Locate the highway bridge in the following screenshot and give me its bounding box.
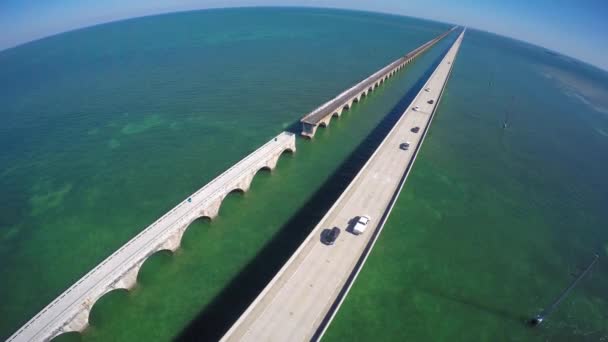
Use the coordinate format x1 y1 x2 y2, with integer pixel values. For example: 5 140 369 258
7 132 296 342
300 26 456 138
223 29 466 342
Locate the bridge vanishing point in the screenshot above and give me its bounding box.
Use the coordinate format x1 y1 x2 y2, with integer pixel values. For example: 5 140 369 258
300 26 456 138
7 132 296 342
223 29 466 341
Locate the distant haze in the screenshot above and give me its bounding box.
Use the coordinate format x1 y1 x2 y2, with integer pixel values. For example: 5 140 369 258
0 0 607 71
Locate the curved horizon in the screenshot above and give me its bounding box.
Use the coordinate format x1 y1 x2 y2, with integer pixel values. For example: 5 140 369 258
0 2 607 72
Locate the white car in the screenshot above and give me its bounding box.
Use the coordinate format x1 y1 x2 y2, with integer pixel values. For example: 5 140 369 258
413 105 420 111
352 215 371 235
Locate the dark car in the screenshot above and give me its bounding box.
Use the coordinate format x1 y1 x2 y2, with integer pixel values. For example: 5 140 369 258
411 126 421 133
427 99 435 104
321 227 341 245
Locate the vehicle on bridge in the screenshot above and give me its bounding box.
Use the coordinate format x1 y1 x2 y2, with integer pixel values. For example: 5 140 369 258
321 227 341 245
352 215 371 235
400 142 411 150
411 126 421 133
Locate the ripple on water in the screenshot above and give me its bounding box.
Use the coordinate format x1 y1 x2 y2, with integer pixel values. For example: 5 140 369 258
120 115 166 135
29 183 73 216
107 138 120 149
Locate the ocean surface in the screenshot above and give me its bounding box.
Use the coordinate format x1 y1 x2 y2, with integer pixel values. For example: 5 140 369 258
0 7 606 341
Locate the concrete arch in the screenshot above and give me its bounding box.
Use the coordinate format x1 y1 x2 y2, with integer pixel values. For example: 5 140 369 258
222 187 247 202
256 165 272 173
261 147 293 171
270 147 296 162
156 215 206 254
318 115 333 127
90 141 296 336
47 131 292 339
50 331 80 342
221 145 293 200
112 261 144 290
164 215 213 255
257 158 278 174
87 287 132 325
93 287 131 308
136 249 173 281
48 232 182 340
53 285 130 339
8 133 298 342
236 174 255 193
48 308 91 340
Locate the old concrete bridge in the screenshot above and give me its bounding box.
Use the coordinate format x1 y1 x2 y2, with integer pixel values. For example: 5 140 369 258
8 132 296 342
300 26 455 138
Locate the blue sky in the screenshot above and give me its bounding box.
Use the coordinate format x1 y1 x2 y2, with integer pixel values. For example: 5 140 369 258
1 0 606 70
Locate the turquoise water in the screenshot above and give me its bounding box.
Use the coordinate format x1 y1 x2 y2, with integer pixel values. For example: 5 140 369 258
0 7 452 340
0 7 606 341
325 29 608 341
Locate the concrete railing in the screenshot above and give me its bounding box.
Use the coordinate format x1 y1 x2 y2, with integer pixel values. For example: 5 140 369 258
300 26 456 137
8 132 296 342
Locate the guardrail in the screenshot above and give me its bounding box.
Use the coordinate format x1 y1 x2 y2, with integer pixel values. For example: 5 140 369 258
301 27 456 126
8 132 296 342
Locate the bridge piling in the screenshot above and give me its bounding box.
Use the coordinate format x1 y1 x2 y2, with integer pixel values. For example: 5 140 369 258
296 28 457 139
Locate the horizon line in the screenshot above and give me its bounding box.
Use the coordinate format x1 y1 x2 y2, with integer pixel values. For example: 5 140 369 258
1 5 606 73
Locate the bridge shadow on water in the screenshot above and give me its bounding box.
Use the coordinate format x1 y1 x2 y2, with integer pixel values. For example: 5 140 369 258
419 285 528 325
176 46 451 341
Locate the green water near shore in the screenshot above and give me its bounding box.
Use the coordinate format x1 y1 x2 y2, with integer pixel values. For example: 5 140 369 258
1 7 607 341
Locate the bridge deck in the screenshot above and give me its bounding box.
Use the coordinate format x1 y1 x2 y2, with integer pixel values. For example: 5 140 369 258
223 30 465 342
300 27 455 126
8 132 296 342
